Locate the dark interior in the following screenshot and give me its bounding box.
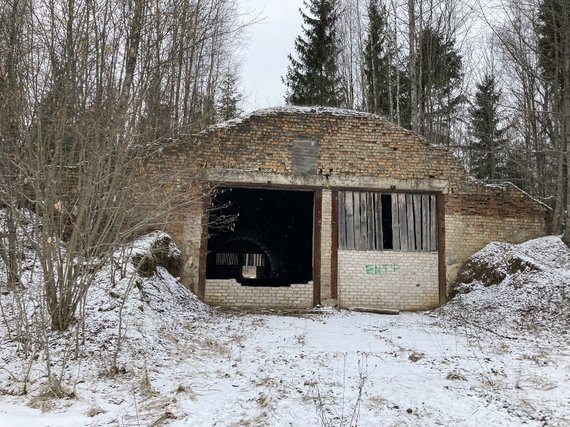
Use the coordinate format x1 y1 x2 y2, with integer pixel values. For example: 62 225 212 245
381 194 394 249
206 187 314 286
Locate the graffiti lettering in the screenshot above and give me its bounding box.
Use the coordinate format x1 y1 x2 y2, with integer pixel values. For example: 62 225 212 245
365 264 400 274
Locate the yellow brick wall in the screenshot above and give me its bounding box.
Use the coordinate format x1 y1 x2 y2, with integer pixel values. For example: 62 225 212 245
191 109 468 187
205 279 313 309
338 250 439 310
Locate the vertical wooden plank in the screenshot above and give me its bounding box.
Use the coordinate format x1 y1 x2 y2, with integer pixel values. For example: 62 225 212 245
421 194 430 251
413 194 422 251
437 193 446 305
406 194 415 250
391 194 400 251
360 192 365 249
313 189 322 306
345 191 355 250
375 193 383 250
430 195 438 251
398 193 409 251
366 192 374 250
369 193 376 250
331 190 339 299
353 191 362 250
360 192 370 250
372 193 382 251
338 191 346 249
371 193 377 250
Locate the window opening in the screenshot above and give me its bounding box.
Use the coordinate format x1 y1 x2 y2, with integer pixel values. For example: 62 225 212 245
338 191 437 251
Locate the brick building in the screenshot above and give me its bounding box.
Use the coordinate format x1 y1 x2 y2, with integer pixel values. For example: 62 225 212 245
161 107 546 310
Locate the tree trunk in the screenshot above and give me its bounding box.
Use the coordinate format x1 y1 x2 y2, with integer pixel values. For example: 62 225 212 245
408 0 418 132
561 0 570 246
562 41 570 245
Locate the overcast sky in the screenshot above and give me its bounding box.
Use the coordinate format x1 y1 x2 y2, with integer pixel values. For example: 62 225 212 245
238 0 304 112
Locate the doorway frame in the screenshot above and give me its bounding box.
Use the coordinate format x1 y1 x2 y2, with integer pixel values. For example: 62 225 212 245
198 183 322 306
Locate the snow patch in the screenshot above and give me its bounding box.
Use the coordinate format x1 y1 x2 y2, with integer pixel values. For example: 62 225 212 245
443 236 570 336
1 224 569 426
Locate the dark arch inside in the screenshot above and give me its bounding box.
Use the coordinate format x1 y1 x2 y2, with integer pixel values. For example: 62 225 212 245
206 187 314 286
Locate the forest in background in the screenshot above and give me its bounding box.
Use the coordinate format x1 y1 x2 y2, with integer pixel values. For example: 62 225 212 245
0 0 249 331
1 0 568 239
285 0 569 239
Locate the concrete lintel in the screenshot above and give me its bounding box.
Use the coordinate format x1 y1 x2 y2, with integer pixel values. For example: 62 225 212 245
200 168 449 194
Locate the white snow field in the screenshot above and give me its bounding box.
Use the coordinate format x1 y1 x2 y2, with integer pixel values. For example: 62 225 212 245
0 231 568 426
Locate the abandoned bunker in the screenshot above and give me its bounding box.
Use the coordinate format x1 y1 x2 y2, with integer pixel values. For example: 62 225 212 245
157 107 547 310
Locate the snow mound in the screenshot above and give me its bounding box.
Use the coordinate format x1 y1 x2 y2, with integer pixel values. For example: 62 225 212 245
0 229 211 396
441 236 570 336
73 232 211 372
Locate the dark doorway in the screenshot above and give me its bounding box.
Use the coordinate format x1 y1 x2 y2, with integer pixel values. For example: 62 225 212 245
206 187 314 286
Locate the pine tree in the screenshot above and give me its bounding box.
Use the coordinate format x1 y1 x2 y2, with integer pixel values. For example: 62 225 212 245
284 0 343 107
363 0 389 115
217 71 243 121
363 0 409 122
468 74 509 181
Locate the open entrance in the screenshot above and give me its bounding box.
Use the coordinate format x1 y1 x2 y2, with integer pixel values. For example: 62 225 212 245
206 187 314 286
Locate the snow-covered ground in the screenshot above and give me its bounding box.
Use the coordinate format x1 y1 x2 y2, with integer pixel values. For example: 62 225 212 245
1 232 568 426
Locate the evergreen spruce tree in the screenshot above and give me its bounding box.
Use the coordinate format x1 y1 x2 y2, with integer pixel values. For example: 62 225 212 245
468 74 509 181
216 71 243 121
363 0 409 122
284 0 343 107
363 0 389 115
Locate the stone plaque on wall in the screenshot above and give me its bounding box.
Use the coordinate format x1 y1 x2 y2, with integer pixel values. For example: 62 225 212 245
291 137 318 174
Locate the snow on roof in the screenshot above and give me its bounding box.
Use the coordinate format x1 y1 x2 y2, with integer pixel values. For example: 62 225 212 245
205 105 397 132
465 176 551 210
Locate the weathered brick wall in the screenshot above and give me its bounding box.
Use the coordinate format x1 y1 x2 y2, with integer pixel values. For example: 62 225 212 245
338 251 439 310
205 280 313 308
192 108 468 186
444 181 547 286
144 180 206 292
140 151 207 293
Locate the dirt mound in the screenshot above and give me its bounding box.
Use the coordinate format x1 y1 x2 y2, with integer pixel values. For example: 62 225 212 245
130 231 183 277
453 242 542 294
441 236 570 336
